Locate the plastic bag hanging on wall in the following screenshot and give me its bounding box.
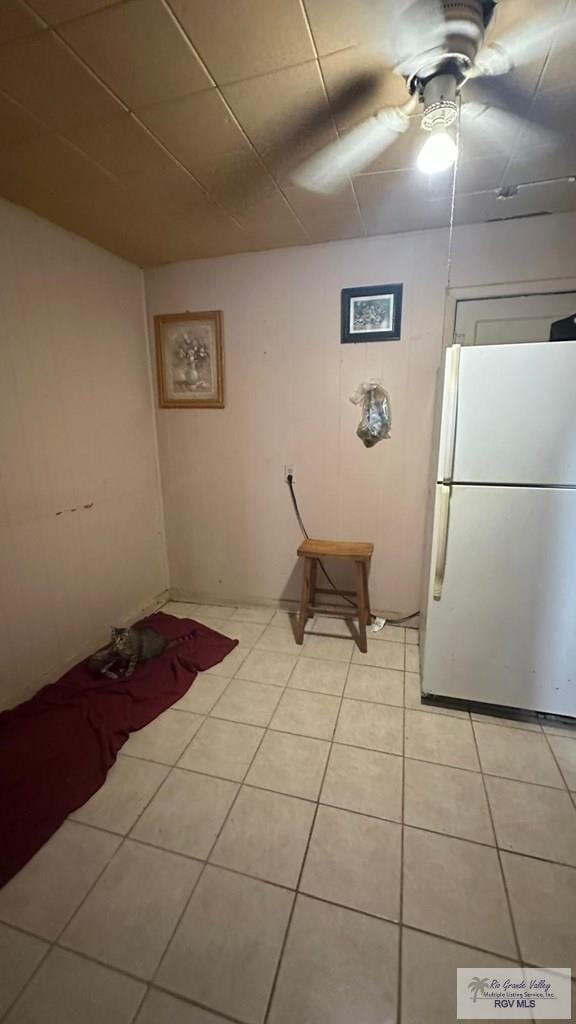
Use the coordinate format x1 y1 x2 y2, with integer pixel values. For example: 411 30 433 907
350 380 391 448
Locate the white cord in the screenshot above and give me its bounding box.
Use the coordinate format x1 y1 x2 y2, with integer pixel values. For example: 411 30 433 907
445 95 462 294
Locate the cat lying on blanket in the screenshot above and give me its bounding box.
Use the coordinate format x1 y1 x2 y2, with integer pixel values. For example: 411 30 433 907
88 625 168 679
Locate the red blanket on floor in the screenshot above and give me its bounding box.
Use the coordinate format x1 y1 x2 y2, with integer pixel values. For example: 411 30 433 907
0 612 237 888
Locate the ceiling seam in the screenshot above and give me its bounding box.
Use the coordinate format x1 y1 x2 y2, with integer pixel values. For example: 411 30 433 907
3 0 48 40
497 0 572 189
17 3 127 113
29 22 248 232
23 0 126 32
0 84 49 131
0 84 126 189
196 50 351 92
161 0 314 243
299 0 368 238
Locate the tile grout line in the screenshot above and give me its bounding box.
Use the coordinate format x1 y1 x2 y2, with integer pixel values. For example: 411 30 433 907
0 930 52 1024
56 800 576 885
0 743 178 1024
243 657 572 739
201 713 573 793
469 718 524 965
261 639 355 1024
187 690 569 748
295 895 526 963
1 884 539 991
11 923 251 1024
214 623 574 735
148 987 249 1024
147 642 305 1005
540 727 576 811
148 718 272 987
1 895 562 1009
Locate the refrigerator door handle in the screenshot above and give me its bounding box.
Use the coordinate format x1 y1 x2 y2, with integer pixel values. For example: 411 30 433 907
440 344 461 484
433 484 451 601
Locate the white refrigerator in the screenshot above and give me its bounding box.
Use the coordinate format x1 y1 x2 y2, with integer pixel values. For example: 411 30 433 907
421 341 576 718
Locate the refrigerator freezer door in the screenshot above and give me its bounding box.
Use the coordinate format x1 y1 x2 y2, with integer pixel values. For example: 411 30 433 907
422 484 576 716
452 341 576 486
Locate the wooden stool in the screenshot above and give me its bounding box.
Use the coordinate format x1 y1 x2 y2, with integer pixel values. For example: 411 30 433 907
295 538 374 653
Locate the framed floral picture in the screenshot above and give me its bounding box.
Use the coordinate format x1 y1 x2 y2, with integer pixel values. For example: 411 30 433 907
341 283 403 343
154 310 224 408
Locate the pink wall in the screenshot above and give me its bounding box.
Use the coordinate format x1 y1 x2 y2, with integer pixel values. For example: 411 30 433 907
145 212 576 616
3 198 571 713
0 199 167 710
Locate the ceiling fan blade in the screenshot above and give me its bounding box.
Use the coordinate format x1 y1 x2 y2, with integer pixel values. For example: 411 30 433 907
464 75 562 143
476 7 576 76
291 100 417 194
264 71 382 178
304 73 382 136
465 74 536 120
462 101 558 156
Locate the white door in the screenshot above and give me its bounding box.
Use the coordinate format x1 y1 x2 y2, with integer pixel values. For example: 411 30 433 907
452 342 576 486
423 484 576 716
455 293 576 346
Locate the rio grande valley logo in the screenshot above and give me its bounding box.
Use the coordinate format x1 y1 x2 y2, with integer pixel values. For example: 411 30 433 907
468 978 491 1002
458 968 571 1019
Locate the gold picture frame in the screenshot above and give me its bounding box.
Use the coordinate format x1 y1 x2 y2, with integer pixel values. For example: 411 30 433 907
155 310 224 408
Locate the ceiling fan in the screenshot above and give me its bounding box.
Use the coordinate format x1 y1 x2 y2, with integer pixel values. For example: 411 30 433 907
291 0 575 192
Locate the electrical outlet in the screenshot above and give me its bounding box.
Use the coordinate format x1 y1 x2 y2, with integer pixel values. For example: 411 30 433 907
284 464 294 481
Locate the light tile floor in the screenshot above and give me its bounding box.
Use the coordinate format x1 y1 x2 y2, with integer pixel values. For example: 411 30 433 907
1 601 575 1024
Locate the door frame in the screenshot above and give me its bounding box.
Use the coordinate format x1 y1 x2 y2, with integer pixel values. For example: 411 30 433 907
442 277 576 349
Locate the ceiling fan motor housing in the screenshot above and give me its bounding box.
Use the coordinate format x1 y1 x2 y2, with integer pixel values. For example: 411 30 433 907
410 0 493 88
417 0 496 130
441 0 488 64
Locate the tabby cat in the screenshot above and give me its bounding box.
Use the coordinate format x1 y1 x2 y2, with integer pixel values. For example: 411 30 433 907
89 625 168 679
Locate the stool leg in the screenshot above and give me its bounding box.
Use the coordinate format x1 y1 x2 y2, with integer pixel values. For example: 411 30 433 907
296 557 312 645
355 560 368 653
309 558 318 623
363 561 372 626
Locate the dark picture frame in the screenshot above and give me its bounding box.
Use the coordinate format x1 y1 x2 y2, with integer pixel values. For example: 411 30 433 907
341 283 403 343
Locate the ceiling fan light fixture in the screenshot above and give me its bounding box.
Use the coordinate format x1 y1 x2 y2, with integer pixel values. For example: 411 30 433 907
417 129 458 174
421 73 459 130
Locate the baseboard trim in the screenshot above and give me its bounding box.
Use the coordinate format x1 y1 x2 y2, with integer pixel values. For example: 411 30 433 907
2 589 172 713
166 589 419 630
168 589 297 611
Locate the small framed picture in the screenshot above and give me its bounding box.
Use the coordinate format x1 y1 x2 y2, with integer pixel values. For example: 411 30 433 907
154 310 224 408
341 283 403 343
